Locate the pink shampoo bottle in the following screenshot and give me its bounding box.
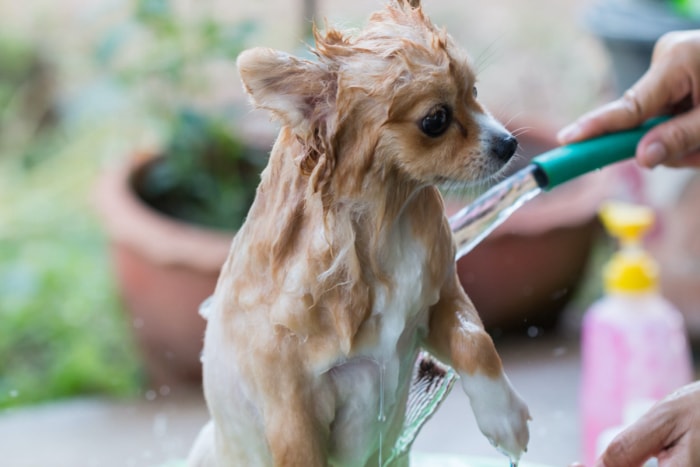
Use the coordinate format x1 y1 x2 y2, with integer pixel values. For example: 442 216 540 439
580 201 693 466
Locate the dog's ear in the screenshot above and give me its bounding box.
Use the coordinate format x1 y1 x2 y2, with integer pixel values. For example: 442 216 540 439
237 48 335 136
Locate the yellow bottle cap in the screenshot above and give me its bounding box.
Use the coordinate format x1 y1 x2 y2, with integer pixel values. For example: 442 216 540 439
599 201 658 293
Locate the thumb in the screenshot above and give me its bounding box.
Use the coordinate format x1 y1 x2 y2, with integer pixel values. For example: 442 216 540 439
637 108 700 168
597 404 676 467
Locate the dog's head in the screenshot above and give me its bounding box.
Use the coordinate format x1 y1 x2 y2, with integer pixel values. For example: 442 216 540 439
237 0 516 192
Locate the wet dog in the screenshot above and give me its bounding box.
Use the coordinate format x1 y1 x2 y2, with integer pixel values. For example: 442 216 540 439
188 1 530 465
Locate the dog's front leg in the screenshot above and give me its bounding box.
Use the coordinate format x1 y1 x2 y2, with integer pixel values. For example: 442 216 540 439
264 399 328 466
258 356 332 467
424 274 530 461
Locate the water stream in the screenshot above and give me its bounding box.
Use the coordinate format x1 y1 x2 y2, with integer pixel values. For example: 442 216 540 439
449 165 542 261
377 360 386 466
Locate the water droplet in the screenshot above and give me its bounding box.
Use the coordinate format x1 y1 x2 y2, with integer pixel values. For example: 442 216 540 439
527 326 540 338
377 362 386 422
9 389 18 398
159 385 171 396
145 390 157 401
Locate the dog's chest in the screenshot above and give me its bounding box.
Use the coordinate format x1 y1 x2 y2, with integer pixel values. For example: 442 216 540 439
363 222 442 361
326 226 446 463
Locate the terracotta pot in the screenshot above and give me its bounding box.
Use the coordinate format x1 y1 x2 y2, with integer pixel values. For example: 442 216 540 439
448 120 615 333
95 156 233 389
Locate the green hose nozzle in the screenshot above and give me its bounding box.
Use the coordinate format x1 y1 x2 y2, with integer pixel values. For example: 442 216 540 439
532 116 669 190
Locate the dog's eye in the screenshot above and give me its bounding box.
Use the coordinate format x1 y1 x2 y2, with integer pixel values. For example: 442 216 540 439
420 105 452 138
472 86 478 99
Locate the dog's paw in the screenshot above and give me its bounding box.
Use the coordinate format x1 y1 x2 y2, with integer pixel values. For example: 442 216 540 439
460 371 531 461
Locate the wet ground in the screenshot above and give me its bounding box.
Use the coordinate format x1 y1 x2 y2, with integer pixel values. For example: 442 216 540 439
0 331 583 467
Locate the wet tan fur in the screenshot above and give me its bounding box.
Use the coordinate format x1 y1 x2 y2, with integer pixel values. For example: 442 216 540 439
188 1 530 465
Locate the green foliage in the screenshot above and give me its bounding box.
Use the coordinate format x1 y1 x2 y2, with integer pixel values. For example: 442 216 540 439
92 0 264 230
0 24 143 409
669 0 700 18
0 35 34 84
0 0 262 408
0 33 59 167
0 134 143 408
0 232 142 409
95 0 255 97
135 109 265 230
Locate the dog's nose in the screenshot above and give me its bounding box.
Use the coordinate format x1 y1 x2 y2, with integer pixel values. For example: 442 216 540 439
493 134 518 162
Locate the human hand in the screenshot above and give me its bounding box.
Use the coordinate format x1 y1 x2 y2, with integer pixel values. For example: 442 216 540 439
558 30 700 168
570 381 700 467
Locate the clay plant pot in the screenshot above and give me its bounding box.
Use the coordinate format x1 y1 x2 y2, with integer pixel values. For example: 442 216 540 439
448 120 615 333
95 155 233 389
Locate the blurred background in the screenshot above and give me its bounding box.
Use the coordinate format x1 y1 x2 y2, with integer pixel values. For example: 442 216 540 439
2 0 700 466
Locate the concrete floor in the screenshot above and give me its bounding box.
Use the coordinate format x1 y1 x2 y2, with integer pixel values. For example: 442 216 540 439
0 329 583 467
